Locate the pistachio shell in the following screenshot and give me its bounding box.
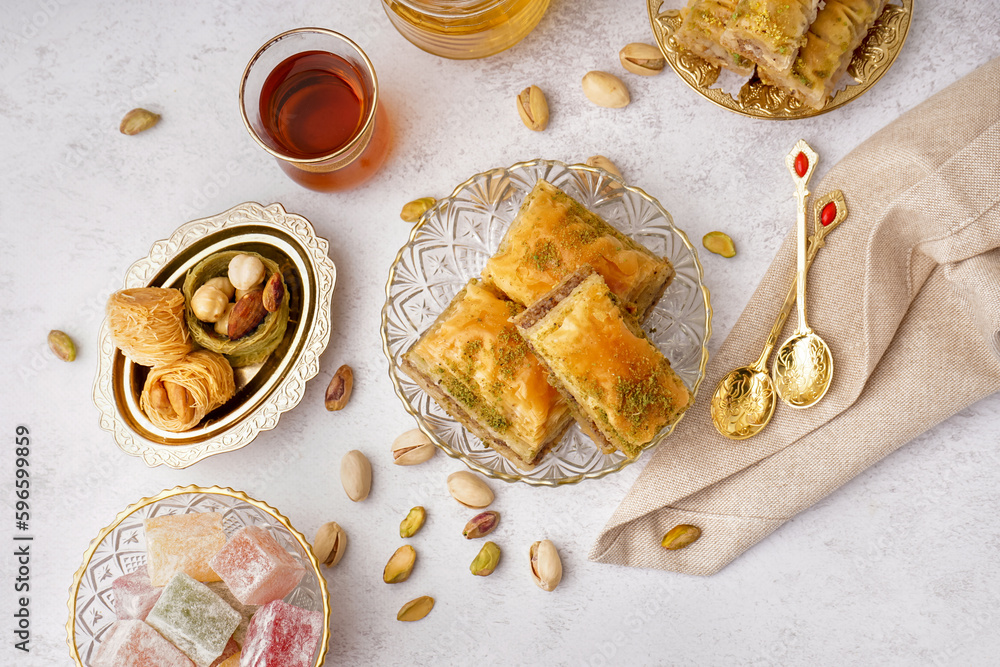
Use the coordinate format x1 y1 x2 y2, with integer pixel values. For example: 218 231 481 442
516 85 549 131
391 429 436 465
446 471 494 509
585 155 623 180
582 71 630 108
530 539 562 592
619 42 666 76
313 521 347 567
340 450 372 501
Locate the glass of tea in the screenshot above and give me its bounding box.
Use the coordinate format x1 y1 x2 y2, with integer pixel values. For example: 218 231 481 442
240 28 391 192
382 0 550 60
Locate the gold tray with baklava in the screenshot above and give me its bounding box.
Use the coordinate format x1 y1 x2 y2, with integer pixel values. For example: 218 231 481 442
381 160 711 486
648 0 912 119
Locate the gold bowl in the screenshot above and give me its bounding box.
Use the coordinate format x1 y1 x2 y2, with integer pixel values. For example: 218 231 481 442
93 202 337 468
648 0 912 119
66 485 330 666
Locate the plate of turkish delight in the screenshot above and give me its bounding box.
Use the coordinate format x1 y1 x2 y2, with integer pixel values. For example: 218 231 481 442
66 485 329 667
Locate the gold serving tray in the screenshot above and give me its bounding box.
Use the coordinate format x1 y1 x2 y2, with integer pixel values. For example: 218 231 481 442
66 485 330 666
93 202 337 468
648 0 912 119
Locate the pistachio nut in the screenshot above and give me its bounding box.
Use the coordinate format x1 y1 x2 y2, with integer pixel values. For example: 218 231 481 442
391 429 436 466
446 471 494 509
383 544 417 583
702 231 737 258
619 42 666 76
585 155 623 180
340 449 372 502
397 595 434 622
463 511 500 539
582 71 630 108
47 330 76 362
313 521 347 568
400 506 427 538
120 107 161 135
325 364 354 411
163 381 195 424
530 539 562 592
400 197 436 223
470 541 501 576
660 524 702 550
516 85 549 132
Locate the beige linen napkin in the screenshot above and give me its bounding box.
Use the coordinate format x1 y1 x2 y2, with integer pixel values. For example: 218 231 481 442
590 56 1000 576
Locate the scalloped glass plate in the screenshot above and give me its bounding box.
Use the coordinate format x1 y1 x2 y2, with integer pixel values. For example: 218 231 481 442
66 485 330 666
648 0 912 119
381 160 712 486
93 202 337 469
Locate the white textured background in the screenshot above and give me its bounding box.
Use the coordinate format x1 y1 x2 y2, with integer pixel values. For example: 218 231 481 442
2 1 1000 665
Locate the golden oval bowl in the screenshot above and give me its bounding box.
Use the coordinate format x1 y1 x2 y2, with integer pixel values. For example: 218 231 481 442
648 0 913 119
381 159 712 486
93 202 338 468
66 485 330 666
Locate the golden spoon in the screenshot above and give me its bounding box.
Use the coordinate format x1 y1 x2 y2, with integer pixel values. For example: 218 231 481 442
772 140 834 409
710 187 848 440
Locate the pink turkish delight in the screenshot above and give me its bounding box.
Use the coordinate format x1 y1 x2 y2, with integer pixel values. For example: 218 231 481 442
92 619 194 667
144 512 226 586
241 600 323 667
208 526 305 606
112 565 162 620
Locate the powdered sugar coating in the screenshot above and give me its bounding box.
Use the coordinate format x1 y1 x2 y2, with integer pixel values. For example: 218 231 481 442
241 600 323 667
92 619 194 667
112 565 162 621
144 512 227 586
147 572 242 667
209 526 305 606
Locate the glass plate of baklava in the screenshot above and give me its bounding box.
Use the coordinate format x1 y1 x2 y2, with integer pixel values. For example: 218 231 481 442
381 160 712 486
648 0 912 119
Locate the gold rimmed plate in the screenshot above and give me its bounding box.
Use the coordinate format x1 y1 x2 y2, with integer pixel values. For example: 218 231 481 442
381 159 712 486
66 485 330 666
648 0 912 119
93 202 337 468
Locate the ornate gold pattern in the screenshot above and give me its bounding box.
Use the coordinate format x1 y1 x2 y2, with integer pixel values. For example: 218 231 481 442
648 0 912 119
773 333 834 406
710 186 848 439
93 202 338 468
66 485 330 666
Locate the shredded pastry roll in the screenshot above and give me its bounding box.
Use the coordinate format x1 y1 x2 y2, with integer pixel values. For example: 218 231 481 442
675 0 756 77
107 288 192 367
140 350 236 432
758 0 889 110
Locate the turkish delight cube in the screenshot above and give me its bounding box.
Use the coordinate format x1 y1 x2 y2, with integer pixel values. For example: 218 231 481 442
207 581 258 646
112 565 162 621
208 525 305 605
146 572 241 667
144 512 226 586
92 619 194 667
241 600 324 667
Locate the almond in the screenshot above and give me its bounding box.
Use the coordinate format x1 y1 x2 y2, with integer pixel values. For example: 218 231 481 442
227 289 267 339
262 271 285 313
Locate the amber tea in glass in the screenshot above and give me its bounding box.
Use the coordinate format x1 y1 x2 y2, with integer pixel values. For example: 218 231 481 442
241 28 390 192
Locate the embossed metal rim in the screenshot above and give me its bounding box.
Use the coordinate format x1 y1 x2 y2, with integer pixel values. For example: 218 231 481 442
648 0 913 119
92 202 338 469
380 159 712 486
65 485 330 666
